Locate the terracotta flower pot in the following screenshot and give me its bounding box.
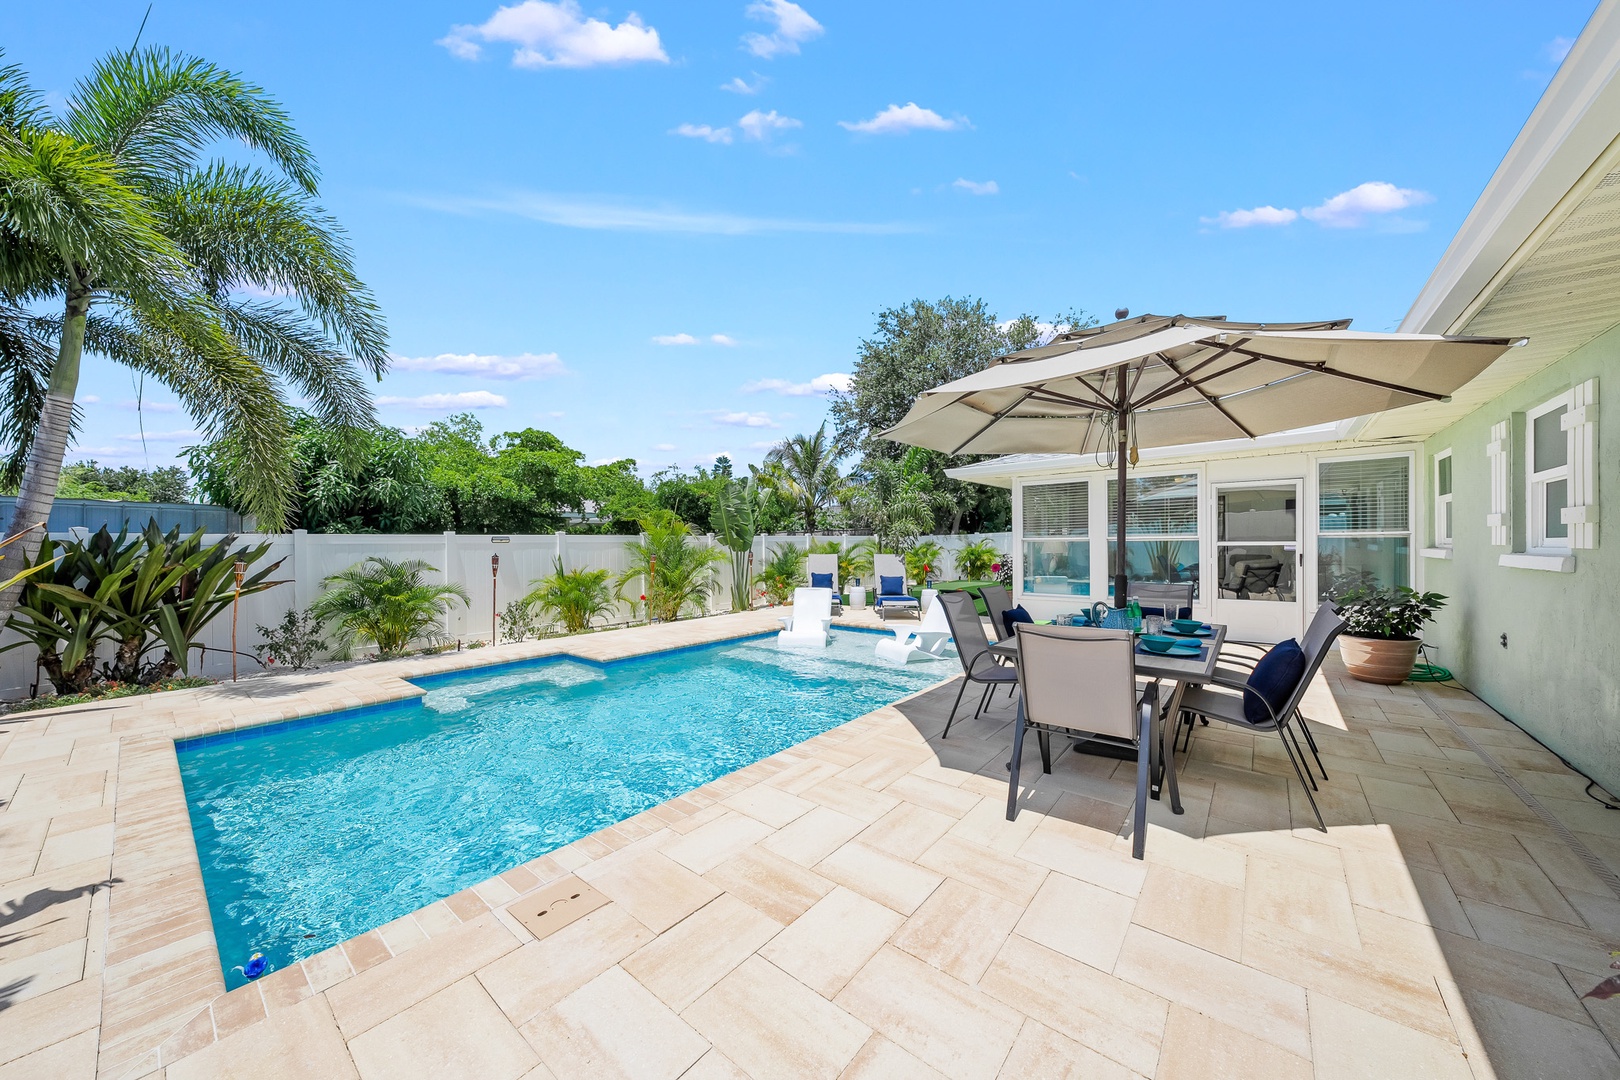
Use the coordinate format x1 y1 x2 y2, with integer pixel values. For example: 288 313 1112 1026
1338 634 1421 684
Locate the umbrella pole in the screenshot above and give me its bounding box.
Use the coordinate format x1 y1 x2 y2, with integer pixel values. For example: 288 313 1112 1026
1114 381 1129 608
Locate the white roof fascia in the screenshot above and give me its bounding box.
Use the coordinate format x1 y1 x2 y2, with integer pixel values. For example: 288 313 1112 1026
1400 1 1620 338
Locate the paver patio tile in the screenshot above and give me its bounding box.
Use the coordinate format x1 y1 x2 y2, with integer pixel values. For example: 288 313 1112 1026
679 1049 750 1079
1152 1003 1311 1080
1014 870 1135 972
759 886 903 997
842 1034 949 1078
836 945 1022 1080
723 784 815 829
1115 925 1309 1058
1461 899 1618 976
168 995 356 1080
995 1019 1142 1079
1130 863 1244 960
0 976 100 1067
702 844 834 923
523 966 709 1080
1016 820 1147 897
1306 991 1471 1080
883 774 983 818
759 805 867 867
802 777 902 823
915 833 1048 907
1432 844 1584 925
685 955 870 1080
857 802 957 861
0 1027 98 1080
816 841 943 915
348 975 538 1080
479 904 655 1025
582 851 721 933
622 894 782 1011
979 935 1166 1078
1445 984 1620 1080
1245 855 1362 948
662 813 776 875
890 878 1021 984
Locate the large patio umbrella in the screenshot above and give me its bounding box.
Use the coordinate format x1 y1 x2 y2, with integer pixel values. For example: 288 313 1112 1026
881 313 1521 606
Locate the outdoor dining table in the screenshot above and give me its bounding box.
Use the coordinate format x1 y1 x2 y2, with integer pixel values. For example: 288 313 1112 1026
988 621 1229 809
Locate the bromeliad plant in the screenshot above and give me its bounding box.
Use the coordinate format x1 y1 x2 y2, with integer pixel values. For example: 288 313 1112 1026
1335 586 1448 640
310 556 469 659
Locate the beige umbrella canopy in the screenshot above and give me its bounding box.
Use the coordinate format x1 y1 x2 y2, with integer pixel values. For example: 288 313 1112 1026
881 313 1521 605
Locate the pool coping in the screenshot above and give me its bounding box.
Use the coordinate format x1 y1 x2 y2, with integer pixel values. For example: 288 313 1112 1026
93 609 950 1078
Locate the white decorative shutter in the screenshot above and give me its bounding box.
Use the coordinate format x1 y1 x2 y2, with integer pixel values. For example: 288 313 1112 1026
1561 378 1599 548
1486 420 1509 546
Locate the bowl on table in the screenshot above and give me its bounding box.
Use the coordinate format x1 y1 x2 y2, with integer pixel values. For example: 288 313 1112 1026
1140 634 1178 653
1170 619 1203 635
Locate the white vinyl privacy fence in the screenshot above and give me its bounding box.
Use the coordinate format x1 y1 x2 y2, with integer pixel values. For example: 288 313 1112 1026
0 529 1009 700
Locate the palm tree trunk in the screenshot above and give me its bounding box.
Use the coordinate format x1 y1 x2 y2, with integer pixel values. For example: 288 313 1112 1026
0 288 91 622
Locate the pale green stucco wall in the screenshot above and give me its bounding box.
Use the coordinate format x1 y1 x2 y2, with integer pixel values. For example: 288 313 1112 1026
1422 323 1620 796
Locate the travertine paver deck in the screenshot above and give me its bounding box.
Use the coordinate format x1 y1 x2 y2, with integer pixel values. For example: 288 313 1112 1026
2 607 1619 1079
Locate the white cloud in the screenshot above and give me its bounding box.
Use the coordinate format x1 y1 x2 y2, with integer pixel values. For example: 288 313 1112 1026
721 73 768 94
391 351 567 379
377 391 509 409
742 0 823 59
116 429 202 442
742 372 850 396
952 178 999 196
1546 36 1575 64
408 191 919 236
1300 182 1432 228
117 399 180 412
653 333 699 345
714 411 779 428
840 102 964 135
739 109 802 141
710 334 737 346
438 1 667 69
1202 205 1299 229
544 410 565 418
672 122 733 144
652 442 677 451
79 395 100 404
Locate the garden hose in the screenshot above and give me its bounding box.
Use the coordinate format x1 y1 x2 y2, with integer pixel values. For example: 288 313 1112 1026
1407 643 1452 683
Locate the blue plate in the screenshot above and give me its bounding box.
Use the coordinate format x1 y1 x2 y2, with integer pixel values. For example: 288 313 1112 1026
1165 642 1204 656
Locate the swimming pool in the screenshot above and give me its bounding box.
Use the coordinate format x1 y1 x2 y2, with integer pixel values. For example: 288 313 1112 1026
178 629 949 988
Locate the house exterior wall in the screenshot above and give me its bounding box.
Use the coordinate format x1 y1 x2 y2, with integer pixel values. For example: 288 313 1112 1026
1420 322 1620 796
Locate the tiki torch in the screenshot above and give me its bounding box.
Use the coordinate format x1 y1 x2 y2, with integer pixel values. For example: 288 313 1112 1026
491 553 500 645
231 560 246 681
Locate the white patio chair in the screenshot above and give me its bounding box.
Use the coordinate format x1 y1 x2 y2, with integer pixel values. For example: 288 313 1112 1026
806 553 843 615
777 587 834 648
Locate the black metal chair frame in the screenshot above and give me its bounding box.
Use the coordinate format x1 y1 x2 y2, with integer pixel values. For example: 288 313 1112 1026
936 591 1018 738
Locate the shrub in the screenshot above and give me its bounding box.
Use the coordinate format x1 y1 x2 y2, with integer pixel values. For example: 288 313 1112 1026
755 543 806 606
255 608 329 670
993 553 1013 589
527 559 616 634
905 540 944 585
619 512 723 622
1335 587 1447 641
953 538 999 581
310 557 469 659
499 596 548 642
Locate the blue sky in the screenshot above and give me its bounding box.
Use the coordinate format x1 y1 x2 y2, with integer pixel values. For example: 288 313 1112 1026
5 0 1599 475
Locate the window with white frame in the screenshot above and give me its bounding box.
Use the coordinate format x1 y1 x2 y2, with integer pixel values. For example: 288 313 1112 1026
1318 456 1411 601
1527 393 1572 552
1434 450 1453 547
1107 473 1200 598
1021 481 1090 596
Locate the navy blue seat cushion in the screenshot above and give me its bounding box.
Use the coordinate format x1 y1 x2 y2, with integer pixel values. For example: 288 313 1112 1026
879 575 905 597
1244 639 1306 725
810 572 834 590
1142 603 1193 619
1000 605 1033 639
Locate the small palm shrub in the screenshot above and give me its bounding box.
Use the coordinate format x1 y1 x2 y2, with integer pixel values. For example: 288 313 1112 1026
310 557 469 659
905 540 944 585
255 608 329 670
527 559 615 634
619 512 723 622
755 543 806 605
954 538 999 581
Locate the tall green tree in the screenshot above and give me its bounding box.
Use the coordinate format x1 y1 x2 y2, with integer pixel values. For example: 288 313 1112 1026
756 422 847 535
0 47 387 619
830 298 1091 533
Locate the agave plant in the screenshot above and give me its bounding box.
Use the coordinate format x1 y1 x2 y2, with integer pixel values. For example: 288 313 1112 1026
526 559 615 634
953 538 999 581
619 512 723 622
310 557 468 659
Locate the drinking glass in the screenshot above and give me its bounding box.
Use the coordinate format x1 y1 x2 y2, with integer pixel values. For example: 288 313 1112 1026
1144 614 1164 636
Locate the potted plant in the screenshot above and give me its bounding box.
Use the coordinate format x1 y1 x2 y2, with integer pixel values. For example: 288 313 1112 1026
1334 586 1447 684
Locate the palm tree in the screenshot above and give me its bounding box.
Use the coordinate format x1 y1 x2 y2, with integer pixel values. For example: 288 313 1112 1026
309 557 468 659
525 559 616 634
756 423 847 535
849 455 936 553
0 48 387 620
618 512 724 622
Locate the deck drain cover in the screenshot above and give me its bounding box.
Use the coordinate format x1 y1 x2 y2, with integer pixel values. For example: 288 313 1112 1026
509 877 609 941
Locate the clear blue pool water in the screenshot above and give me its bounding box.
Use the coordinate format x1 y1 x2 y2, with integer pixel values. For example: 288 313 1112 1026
178 629 948 988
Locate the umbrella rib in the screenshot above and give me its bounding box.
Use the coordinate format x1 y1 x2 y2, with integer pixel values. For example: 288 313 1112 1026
1225 345 1450 402
1024 387 1117 413
947 390 1036 455
1135 353 1263 409
1157 356 1258 438
1133 338 1248 407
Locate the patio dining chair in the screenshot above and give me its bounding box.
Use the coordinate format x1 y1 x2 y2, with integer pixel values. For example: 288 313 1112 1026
1175 606 1348 830
1006 623 1172 860
979 584 1014 640
1128 580 1194 619
937 590 1018 738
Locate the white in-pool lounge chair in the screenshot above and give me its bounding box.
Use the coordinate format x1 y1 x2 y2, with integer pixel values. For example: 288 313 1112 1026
874 595 954 663
872 553 919 621
806 553 843 615
778 587 834 648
